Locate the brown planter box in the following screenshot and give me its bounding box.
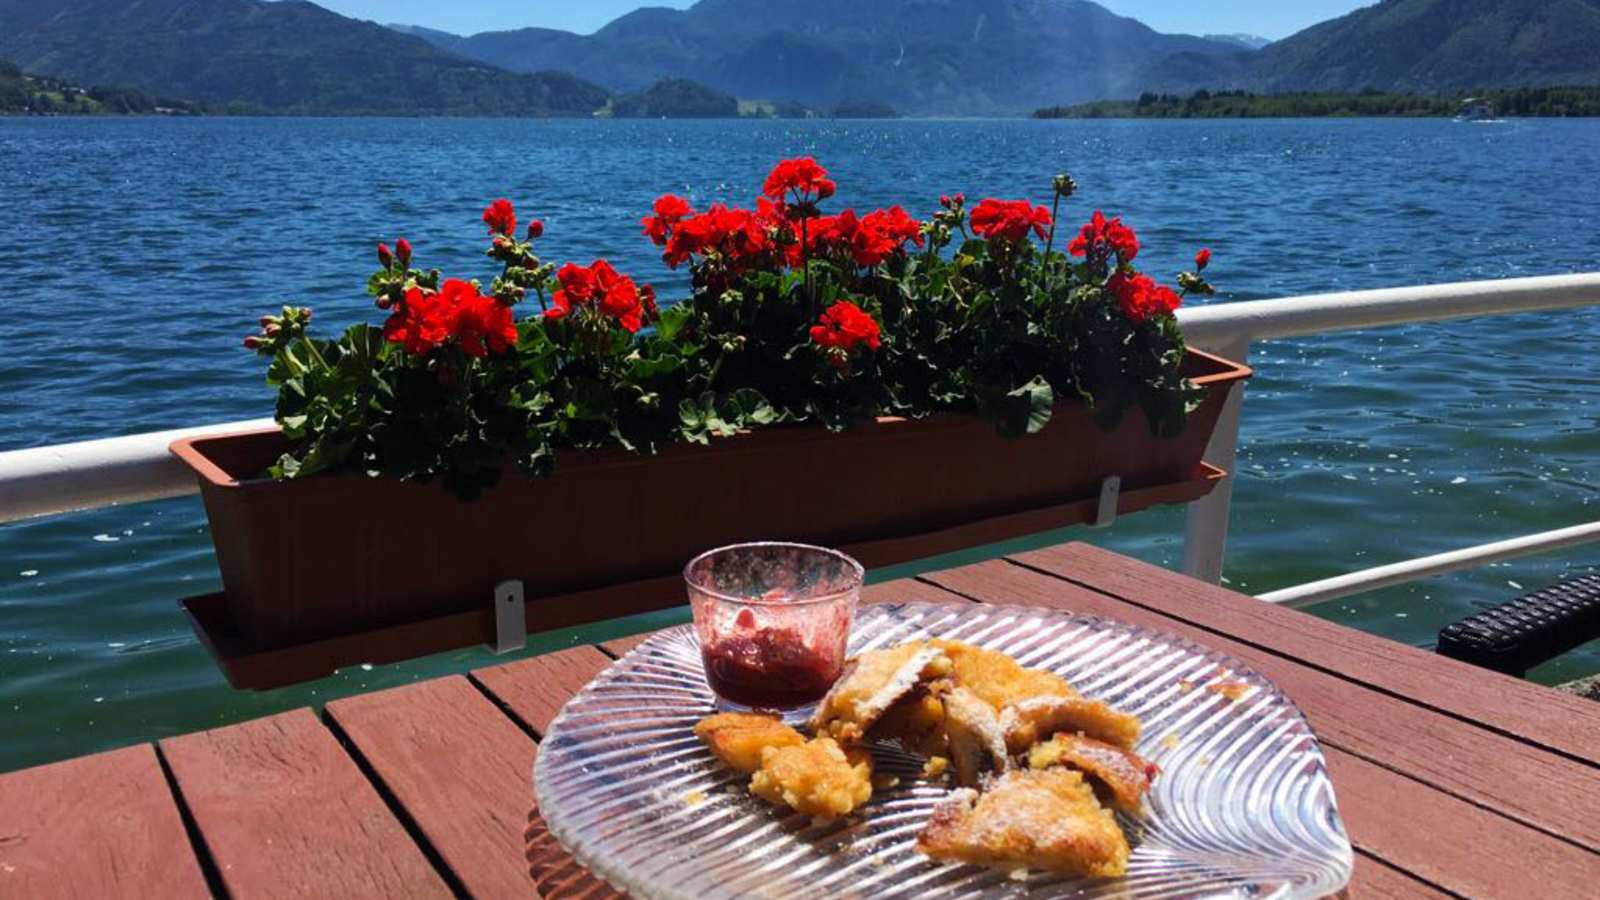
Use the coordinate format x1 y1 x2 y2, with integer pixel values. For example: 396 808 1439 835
172 349 1249 677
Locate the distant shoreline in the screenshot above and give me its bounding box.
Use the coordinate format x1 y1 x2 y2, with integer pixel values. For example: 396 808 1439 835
1035 87 1600 120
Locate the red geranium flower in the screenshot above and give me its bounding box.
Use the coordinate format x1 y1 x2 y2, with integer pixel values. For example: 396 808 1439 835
482 199 517 237
1108 272 1181 322
641 194 694 246
383 286 452 355
383 279 515 357
546 259 647 333
810 299 881 354
969 198 1052 243
1195 247 1211 271
448 281 517 358
762 157 836 203
663 204 774 270
850 206 925 267
1067 210 1139 262
788 208 857 266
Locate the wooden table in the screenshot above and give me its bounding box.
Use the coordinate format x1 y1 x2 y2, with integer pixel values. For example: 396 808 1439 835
4 542 1598 898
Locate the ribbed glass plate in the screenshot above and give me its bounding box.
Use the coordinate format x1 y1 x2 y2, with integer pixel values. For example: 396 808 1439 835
534 602 1353 899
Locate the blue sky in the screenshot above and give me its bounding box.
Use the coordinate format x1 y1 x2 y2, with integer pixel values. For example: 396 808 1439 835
322 1 1369 41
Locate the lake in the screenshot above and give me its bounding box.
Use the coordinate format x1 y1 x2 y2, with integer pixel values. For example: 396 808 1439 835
2 116 1598 772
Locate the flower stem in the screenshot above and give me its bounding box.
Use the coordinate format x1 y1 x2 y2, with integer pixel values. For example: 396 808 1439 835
302 337 331 372
801 215 813 320
1045 189 1062 257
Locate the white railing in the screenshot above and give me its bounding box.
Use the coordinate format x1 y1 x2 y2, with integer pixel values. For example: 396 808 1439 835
1176 272 1600 588
3 273 1600 607
1258 520 1600 609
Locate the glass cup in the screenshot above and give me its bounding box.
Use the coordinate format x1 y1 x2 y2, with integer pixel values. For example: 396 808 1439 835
685 542 863 710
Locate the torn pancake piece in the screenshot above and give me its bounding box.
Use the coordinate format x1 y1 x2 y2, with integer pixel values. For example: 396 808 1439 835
810 642 952 742
694 712 806 774
750 737 874 819
1028 733 1159 813
1001 695 1141 752
866 677 955 758
916 768 1130 879
930 639 1078 710
940 686 1011 787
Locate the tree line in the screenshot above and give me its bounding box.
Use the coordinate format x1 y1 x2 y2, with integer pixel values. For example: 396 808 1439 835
1035 87 1600 119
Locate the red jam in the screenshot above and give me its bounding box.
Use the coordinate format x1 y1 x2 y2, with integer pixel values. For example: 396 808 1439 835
701 623 840 709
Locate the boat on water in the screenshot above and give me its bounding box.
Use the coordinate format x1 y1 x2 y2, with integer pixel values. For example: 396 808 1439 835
1455 97 1503 122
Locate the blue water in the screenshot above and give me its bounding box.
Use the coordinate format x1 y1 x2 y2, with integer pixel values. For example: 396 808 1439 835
2 117 1598 773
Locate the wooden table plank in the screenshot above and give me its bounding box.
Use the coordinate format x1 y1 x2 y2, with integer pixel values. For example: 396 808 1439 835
160 707 451 899
1017 541 1600 765
471 646 615 736
326 676 540 899
1325 747 1600 898
1345 854 1451 899
0 744 210 900
920 560 1600 864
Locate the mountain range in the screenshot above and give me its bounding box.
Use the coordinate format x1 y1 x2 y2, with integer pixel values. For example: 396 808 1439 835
3 0 1600 117
1239 0 1600 94
0 0 607 115
396 0 1245 116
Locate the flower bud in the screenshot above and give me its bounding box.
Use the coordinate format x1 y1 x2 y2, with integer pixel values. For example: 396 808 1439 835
1195 248 1211 271
259 314 276 328
243 335 263 350
377 242 393 267
1052 173 1077 198
263 322 281 337
526 219 544 239
952 192 965 207
396 238 412 267
939 194 951 208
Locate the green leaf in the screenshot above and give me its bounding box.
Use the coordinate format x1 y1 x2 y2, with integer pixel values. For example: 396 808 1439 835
655 303 691 342
1009 376 1055 435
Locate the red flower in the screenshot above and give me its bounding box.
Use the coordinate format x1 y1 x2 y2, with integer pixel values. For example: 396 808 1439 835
641 194 693 246
810 299 881 354
663 204 774 270
1195 248 1211 271
1067 210 1139 262
790 209 857 265
448 281 517 358
762 157 836 203
969 198 1052 243
482 198 517 237
527 220 545 240
547 260 647 333
383 280 516 357
850 206 924 267
1108 272 1181 322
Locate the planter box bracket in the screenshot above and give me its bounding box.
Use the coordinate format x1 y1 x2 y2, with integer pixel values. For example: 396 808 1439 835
493 580 526 655
1093 476 1122 528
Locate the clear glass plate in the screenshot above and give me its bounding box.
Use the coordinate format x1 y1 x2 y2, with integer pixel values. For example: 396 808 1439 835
534 602 1354 899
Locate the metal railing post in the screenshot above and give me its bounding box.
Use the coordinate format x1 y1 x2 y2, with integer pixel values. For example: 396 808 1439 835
1181 338 1250 584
